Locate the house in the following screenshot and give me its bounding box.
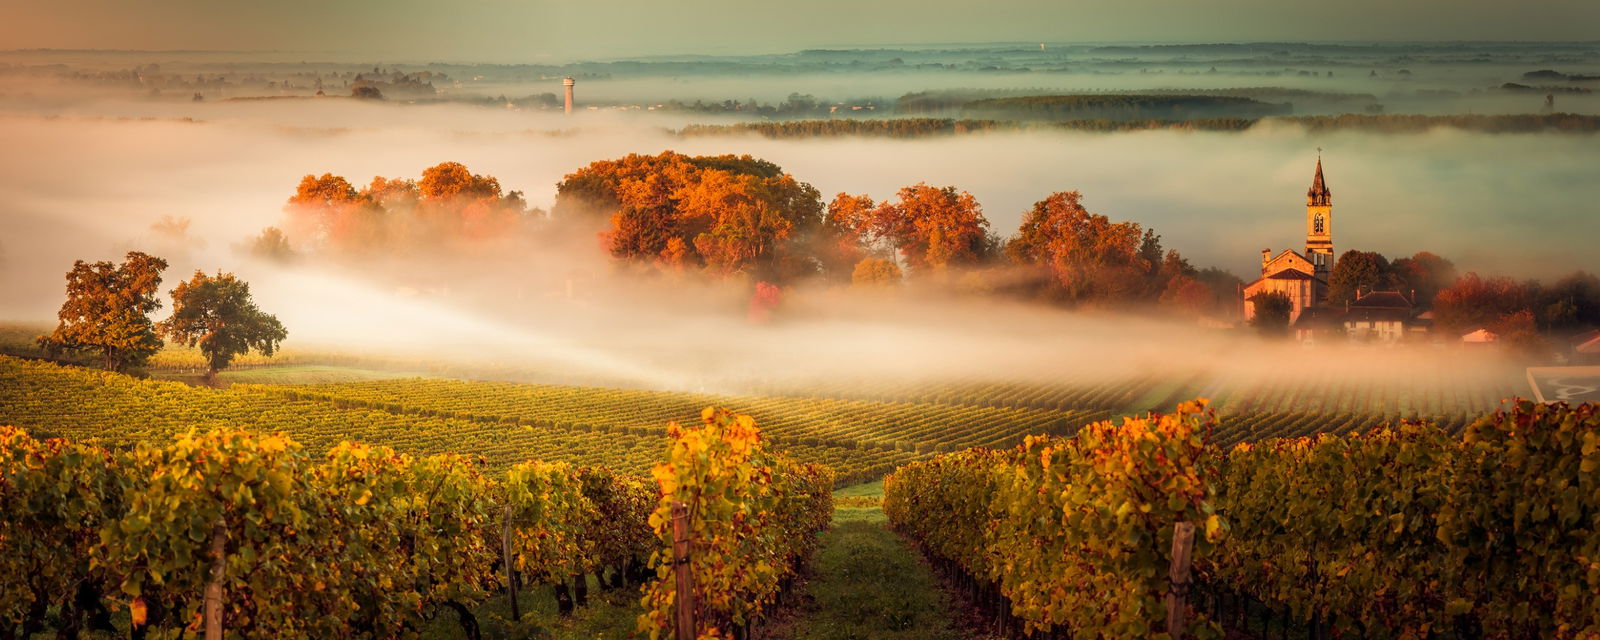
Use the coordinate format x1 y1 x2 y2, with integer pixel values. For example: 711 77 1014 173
1343 291 1415 343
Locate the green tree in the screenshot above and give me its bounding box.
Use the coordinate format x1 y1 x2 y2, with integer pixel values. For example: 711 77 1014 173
39 251 169 372
1326 250 1396 306
1534 270 1600 331
157 271 287 380
1251 291 1293 338
248 227 297 263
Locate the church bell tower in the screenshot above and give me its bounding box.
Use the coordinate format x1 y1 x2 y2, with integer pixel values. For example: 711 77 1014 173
1305 154 1333 280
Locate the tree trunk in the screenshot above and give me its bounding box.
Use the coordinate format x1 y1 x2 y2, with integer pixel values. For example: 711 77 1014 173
76 579 114 633
442 601 482 640
573 574 588 607
22 591 48 637
53 592 81 640
554 583 574 616
204 520 226 640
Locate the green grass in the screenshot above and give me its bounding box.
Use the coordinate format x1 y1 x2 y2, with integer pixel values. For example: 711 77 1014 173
422 576 643 640
833 480 883 499
790 502 967 640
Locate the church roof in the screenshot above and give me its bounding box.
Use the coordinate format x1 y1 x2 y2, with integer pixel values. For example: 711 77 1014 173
1266 269 1317 281
1245 267 1324 291
1307 156 1332 207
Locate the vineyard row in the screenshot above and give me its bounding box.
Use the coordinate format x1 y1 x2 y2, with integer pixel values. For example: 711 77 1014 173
0 407 832 640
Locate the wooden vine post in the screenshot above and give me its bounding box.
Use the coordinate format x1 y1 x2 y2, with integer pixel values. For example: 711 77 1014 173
1166 521 1197 640
671 501 694 640
502 505 520 621
204 519 226 640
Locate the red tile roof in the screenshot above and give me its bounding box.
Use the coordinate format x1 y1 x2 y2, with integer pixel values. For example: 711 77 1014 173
1351 291 1412 309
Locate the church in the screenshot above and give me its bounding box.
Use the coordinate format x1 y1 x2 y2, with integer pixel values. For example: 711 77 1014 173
1243 156 1334 324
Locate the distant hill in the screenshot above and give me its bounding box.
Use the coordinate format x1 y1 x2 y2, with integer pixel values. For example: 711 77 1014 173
958 94 1292 121
676 113 1600 139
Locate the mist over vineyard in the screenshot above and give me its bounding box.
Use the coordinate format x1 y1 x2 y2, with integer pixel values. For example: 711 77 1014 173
1 92 1594 395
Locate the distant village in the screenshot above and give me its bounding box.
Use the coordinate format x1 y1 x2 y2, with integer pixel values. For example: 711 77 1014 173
1241 156 1600 365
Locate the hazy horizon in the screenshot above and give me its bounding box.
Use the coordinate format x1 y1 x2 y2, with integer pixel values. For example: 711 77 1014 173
7 0 1600 62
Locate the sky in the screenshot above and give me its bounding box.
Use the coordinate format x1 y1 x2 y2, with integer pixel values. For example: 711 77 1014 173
5 0 1600 62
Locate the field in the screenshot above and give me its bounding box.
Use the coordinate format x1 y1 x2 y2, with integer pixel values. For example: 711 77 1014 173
0 343 1532 483
0 348 1575 640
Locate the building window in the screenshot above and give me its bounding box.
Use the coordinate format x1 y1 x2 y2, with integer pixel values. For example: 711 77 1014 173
1313 213 1325 234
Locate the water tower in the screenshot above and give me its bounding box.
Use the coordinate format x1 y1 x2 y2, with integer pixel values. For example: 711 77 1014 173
563 76 575 115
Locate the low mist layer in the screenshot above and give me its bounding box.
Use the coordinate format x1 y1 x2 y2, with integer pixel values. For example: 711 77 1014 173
1 82 1591 399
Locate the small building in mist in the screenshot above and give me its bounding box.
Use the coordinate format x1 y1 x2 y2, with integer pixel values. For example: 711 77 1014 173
1340 290 1416 343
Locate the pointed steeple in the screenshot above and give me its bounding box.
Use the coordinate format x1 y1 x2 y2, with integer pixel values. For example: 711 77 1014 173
1307 154 1331 207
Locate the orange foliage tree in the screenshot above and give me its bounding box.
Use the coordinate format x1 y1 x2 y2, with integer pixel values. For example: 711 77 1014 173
1006 190 1162 304
1432 272 1533 336
553 152 823 280
876 183 991 273
282 162 528 256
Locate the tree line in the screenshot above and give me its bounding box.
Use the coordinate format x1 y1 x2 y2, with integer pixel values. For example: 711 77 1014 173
549 151 1243 317
1312 247 1599 346
959 94 1293 122
253 151 1594 348
674 113 1600 139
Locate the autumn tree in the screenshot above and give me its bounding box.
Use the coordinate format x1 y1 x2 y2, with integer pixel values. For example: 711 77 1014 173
248 227 297 263
1326 250 1399 306
851 257 902 290
290 173 361 208
285 172 379 252
1194 267 1246 318
419 162 502 201
1487 309 1547 357
552 151 823 280
817 193 890 280
1250 291 1293 338
283 163 528 256
38 251 169 372
1389 251 1456 308
1160 274 1215 317
157 271 287 380
1006 191 1152 304
1431 272 1532 336
363 176 420 209
877 182 991 272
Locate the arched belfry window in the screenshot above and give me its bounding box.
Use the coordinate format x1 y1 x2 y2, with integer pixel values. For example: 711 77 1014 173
1313 213 1325 234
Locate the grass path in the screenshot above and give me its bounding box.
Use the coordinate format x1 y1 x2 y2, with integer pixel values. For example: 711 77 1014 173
783 482 974 640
